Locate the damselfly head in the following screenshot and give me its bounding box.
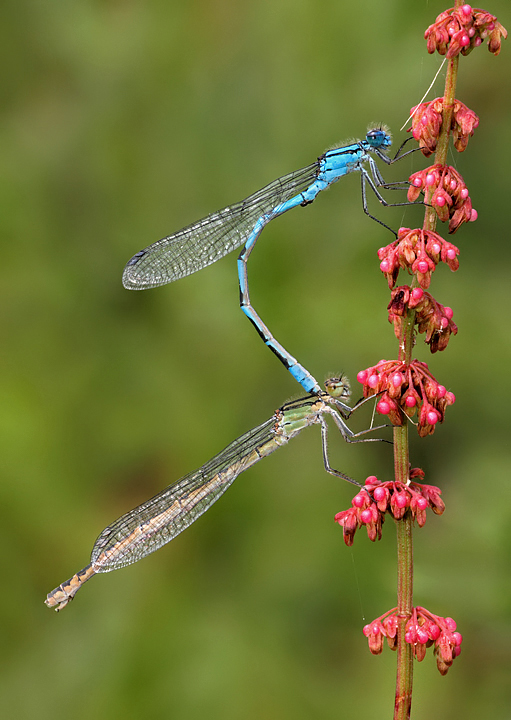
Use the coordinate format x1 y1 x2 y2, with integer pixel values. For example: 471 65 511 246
324 374 351 401
366 125 392 149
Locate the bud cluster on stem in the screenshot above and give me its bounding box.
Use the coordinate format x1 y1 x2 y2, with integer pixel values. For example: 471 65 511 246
363 606 463 675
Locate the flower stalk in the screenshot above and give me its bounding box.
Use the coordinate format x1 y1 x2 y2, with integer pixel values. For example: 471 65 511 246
335 4 506 716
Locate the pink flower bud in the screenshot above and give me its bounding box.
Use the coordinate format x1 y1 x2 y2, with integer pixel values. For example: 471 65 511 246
392 373 403 388
395 492 409 509
428 623 441 641
417 628 429 643
377 400 390 414
353 493 366 508
382 614 398 638
405 626 417 643
444 617 457 631
360 508 372 524
416 496 428 510
426 410 439 425
373 486 386 502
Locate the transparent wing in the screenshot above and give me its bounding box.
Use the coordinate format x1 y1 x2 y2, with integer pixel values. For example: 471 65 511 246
91 417 281 572
122 162 319 289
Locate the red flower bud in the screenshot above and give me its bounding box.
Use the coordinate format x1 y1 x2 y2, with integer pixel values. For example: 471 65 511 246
425 7 507 58
407 166 474 234
362 606 462 673
379 229 459 291
357 359 454 435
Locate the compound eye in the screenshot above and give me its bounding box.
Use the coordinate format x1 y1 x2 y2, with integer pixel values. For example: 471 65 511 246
367 129 382 143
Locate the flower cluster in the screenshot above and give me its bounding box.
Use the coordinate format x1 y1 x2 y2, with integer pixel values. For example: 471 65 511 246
363 606 462 675
378 227 459 290
334 471 445 545
408 164 477 233
388 286 458 353
357 359 455 436
425 5 507 58
409 97 479 156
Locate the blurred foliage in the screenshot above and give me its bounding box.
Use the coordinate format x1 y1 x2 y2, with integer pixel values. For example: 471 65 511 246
1 0 510 718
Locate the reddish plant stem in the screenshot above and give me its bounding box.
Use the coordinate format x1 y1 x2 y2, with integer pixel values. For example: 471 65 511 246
393 234 415 720
393 329 414 720
394 512 414 720
393 12 461 715
424 52 459 233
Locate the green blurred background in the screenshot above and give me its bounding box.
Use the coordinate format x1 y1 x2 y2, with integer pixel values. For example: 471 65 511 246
1 0 510 717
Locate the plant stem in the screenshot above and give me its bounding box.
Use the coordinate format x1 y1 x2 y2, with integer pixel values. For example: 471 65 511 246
424 52 459 234
393 11 461 714
393 389 413 719
392 216 415 719
394 512 414 720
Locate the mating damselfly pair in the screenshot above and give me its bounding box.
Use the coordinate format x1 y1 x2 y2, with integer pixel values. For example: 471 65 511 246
46 128 418 609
